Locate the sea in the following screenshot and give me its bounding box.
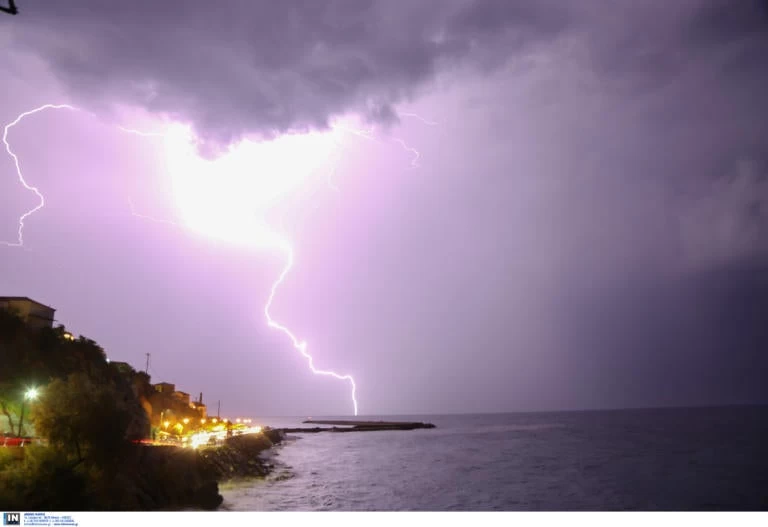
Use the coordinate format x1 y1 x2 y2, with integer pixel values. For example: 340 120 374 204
220 406 768 511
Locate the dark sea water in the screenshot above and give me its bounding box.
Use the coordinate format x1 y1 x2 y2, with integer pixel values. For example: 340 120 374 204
221 406 768 511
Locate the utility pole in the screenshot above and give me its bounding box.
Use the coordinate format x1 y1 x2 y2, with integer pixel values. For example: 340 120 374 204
217 400 221 419
145 353 151 374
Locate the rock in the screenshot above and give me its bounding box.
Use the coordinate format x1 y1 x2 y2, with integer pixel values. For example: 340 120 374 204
194 481 223 511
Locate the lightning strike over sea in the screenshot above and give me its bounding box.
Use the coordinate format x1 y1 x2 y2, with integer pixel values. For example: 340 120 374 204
2 103 432 416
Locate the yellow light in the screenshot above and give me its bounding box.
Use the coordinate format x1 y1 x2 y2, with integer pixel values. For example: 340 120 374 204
201 419 207 424
212 418 218 424
163 421 170 428
183 418 190 425
236 418 241 423
189 431 211 449
25 388 39 400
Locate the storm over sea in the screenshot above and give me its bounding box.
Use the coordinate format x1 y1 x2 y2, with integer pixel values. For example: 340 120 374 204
220 406 768 511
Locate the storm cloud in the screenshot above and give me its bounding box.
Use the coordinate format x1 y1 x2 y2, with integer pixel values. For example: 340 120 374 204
7 0 573 149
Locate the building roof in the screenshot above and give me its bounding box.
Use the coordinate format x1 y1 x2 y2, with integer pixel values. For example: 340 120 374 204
0 296 56 312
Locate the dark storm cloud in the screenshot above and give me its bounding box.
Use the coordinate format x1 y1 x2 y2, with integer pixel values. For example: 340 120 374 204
13 1 765 149
679 158 768 269
7 0 573 151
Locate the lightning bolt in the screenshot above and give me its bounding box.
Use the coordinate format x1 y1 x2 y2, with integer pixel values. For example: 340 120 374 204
118 126 166 139
399 112 439 126
2 103 363 415
1 104 75 247
4 104 434 416
392 138 421 169
126 196 181 228
118 125 184 228
333 123 422 169
265 244 358 415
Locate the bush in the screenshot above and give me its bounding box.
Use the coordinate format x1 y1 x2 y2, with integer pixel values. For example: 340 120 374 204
31 373 135 467
0 445 88 511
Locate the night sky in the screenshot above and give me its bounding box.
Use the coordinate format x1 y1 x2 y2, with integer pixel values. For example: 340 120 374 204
1 1 767 417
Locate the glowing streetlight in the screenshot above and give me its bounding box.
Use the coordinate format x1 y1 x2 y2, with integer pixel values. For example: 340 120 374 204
183 418 190 425
163 421 170 429
201 419 207 424
18 386 40 437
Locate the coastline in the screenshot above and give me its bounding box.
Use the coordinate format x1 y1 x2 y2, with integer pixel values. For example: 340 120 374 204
188 429 287 509
0 430 286 512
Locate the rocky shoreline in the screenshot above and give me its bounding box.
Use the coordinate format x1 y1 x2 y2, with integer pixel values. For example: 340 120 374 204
200 429 285 482
116 429 287 511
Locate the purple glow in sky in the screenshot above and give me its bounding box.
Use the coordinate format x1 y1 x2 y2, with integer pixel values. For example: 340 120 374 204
1 1 767 417
3 103 383 415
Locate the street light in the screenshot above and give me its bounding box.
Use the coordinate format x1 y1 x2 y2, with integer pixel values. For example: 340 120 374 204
18 387 40 437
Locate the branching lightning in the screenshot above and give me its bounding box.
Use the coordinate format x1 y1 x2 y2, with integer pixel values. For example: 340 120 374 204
1 104 75 247
400 112 439 126
3 104 434 416
392 138 421 169
126 196 181 228
120 122 361 414
118 126 166 138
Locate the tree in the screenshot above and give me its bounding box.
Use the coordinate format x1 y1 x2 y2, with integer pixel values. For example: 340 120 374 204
31 373 135 466
0 309 114 435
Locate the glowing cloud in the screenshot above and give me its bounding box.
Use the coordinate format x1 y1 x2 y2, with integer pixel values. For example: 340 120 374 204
163 124 339 249
3 104 361 415
3 103 430 416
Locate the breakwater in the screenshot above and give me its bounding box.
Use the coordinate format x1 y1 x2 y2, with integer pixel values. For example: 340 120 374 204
279 420 436 434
